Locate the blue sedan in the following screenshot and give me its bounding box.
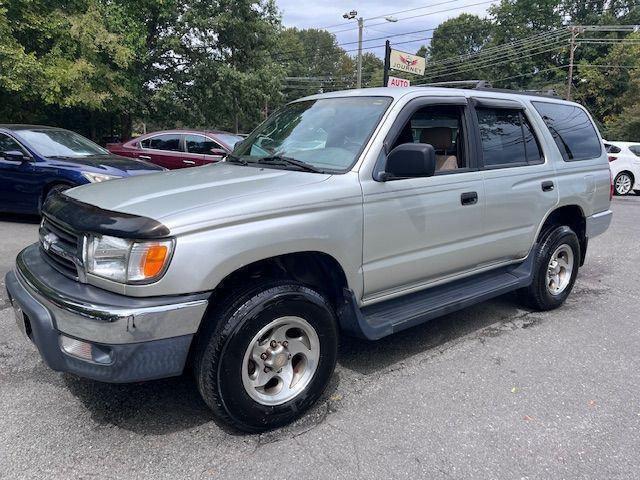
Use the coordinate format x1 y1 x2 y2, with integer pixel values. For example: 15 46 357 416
0 125 165 215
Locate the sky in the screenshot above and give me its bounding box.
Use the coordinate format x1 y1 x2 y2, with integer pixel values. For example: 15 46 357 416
276 0 495 58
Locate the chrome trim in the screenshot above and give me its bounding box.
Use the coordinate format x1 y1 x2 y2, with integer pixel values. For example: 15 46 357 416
586 210 612 238
15 253 208 345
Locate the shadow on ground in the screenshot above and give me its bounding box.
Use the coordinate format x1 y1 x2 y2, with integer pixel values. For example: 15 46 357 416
0 213 41 224
60 292 529 436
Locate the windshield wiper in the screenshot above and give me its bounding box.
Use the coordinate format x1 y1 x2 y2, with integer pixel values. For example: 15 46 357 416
225 153 248 165
256 155 322 173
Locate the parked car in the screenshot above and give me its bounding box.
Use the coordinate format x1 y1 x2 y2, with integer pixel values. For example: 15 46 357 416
604 140 640 195
107 129 244 169
0 125 164 215
6 87 612 432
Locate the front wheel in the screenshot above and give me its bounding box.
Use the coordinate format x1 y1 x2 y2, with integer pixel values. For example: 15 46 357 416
519 226 580 311
194 281 338 432
614 172 633 195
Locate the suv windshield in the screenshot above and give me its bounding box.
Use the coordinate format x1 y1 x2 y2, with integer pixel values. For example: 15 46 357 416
17 129 108 158
233 96 392 172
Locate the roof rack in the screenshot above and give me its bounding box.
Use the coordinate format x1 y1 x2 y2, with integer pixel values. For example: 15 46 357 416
416 80 560 99
418 80 493 89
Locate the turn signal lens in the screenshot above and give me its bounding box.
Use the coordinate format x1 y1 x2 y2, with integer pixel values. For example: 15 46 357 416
142 245 169 278
128 240 173 282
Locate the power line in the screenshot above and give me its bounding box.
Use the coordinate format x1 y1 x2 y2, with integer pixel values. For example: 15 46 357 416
419 31 570 80
317 0 475 31
327 0 498 34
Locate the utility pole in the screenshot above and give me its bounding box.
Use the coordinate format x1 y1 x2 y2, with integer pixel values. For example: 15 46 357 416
567 26 580 101
382 40 391 87
357 16 363 88
343 10 397 89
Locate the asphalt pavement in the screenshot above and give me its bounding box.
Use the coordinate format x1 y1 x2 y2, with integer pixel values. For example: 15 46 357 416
0 198 638 479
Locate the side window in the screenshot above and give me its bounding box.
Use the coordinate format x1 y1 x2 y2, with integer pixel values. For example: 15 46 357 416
605 143 622 154
0 133 26 158
391 105 467 172
140 134 181 152
532 102 602 161
476 108 543 167
629 145 640 157
185 134 220 154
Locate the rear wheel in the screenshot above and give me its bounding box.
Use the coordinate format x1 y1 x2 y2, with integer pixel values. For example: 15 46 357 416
614 172 633 195
520 226 580 311
194 280 338 432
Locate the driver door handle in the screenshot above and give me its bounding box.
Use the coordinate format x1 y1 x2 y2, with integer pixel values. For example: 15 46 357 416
138 155 151 160
461 191 478 206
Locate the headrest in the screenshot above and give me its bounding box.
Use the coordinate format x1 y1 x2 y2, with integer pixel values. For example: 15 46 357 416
420 127 452 150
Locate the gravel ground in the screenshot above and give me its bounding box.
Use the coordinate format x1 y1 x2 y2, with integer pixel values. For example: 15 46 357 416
0 198 638 480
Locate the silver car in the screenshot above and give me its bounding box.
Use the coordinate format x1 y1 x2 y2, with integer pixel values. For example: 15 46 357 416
6 86 612 432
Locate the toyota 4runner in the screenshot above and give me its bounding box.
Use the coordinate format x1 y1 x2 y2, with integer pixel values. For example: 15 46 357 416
6 86 612 432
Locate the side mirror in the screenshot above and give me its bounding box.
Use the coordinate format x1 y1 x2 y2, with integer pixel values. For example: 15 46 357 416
377 143 436 181
1 150 29 162
210 148 227 156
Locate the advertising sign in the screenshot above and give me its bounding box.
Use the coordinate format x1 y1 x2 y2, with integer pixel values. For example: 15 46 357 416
387 76 411 87
389 49 426 76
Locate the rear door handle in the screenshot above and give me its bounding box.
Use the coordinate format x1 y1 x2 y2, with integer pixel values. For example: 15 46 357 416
541 180 555 192
183 160 196 165
461 191 478 206
138 155 151 160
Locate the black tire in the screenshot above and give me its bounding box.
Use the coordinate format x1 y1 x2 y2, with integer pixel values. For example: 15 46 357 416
193 280 338 432
519 226 580 311
614 172 633 195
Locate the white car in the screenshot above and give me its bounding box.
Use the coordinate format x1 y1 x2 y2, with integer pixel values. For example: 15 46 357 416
605 140 640 195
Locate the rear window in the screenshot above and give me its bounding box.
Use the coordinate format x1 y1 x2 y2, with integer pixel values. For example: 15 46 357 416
532 102 602 161
604 143 622 154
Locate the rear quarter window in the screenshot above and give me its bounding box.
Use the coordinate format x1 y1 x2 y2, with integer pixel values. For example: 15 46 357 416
532 102 602 161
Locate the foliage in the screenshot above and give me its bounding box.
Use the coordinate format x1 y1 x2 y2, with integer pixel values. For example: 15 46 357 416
2 0 640 141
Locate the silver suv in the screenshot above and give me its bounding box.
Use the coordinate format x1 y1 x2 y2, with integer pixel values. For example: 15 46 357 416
6 86 612 431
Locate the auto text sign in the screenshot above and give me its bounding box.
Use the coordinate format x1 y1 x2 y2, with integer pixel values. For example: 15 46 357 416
389 49 426 76
387 76 411 88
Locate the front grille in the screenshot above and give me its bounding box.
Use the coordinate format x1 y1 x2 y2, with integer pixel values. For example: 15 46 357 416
39 215 82 280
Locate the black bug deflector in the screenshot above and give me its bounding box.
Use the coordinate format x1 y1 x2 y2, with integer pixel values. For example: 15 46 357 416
43 191 170 239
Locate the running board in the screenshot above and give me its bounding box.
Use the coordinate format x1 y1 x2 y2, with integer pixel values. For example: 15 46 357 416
339 254 535 341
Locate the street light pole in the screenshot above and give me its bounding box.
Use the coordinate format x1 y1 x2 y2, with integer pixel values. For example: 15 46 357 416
343 10 397 89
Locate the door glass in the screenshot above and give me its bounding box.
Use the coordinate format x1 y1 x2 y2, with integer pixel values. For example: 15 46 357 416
185 135 219 154
141 134 181 151
0 134 26 159
391 105 466 172
629 145 640 157
476 109 526 166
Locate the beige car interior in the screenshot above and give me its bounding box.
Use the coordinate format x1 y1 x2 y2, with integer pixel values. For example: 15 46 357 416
419 127 458 171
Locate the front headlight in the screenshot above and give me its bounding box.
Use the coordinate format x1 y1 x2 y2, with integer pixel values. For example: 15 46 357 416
85 235 174 283
82 172 122 183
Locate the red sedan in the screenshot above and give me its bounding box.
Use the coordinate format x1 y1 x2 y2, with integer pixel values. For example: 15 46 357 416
107 129 244 169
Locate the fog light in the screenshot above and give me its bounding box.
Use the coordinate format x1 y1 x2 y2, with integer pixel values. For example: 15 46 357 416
59 335 113 364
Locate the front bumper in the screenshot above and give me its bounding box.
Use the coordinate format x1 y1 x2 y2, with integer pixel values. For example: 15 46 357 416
5 244 209 383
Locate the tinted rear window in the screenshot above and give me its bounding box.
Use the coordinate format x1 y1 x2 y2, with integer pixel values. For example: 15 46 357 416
605 143 622 154
532 102 602 161
476 108 543 167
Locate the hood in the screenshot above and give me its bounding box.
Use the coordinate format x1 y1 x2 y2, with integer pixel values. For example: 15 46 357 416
46 154 163 174
64 162 332 231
